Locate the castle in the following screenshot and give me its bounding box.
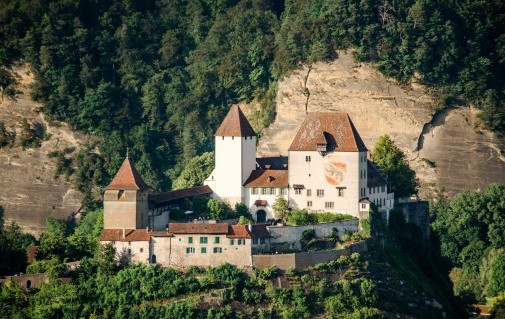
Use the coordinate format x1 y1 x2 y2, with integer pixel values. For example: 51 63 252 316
204 105 393 221
99 105 393 268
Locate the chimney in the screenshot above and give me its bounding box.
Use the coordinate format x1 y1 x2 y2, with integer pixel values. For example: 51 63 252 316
122 228 125 238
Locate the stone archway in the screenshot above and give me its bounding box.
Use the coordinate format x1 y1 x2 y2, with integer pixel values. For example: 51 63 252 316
256 210 266 223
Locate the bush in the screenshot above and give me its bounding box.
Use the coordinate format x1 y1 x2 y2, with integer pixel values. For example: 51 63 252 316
302 229 316 241
254 266 279 280
316 212 354 223
285 209 317 226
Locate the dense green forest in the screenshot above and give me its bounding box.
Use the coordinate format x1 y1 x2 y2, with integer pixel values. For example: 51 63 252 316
1 0 504 205
431 184 505 304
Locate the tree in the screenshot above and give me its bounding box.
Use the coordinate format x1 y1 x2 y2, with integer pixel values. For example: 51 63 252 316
206 199 231 220
372 135 417 199
172 152 215 190
38 217 67 260
272 196 289 220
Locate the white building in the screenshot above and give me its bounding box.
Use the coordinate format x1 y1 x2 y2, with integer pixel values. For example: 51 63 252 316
205 106 393 221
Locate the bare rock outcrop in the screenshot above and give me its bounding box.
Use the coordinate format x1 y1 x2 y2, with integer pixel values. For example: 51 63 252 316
0 66 85 236
257 51 505 197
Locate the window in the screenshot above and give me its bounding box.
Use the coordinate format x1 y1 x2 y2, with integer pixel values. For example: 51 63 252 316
230 239 234 245
261 188 267 195
200 237 208 244
325 202 334 209
295 189 302 195
317 189 324 197
253 238 258 244
307 201 312 207
270 188 276 195
188 237 193 244
307 189 312 197
237 239 245 245
260 238 265 244
382 185 385 192
338 188 345 197
215 236 220 244
280 188 287 195
213 247 222 253
252 188 258 195
186 247 195 253
305 156 311 162
201 247 207 253
140 248 144 253
361 204 367 210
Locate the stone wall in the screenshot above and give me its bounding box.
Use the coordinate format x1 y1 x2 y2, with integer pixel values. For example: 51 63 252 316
395 201 430 237
253 240 368 271
0 273 48 289
267 219 359 250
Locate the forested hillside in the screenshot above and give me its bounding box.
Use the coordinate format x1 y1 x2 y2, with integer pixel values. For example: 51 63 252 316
1 0 504 200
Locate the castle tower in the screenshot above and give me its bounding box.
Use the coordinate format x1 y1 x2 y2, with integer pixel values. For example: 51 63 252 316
103 157 150 229
205 105 256 206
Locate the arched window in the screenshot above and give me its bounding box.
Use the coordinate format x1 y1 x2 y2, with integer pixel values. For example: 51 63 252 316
26 280 32 289
151 254 157 264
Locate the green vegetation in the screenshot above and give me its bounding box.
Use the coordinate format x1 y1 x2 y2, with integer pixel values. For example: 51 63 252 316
0 221 36 275
431 184 505 302
0 0 504 207
172 152 214 190
272 196 289 220
285 209 354 226
372 135 417 199
1 250 386 319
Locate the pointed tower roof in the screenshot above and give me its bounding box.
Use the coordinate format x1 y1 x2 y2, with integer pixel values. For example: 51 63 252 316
106 157 149 191
288 112 368 152
215 105 256 137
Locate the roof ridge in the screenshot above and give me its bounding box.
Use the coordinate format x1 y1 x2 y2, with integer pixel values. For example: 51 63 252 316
215 105 256 137
106 157 149 191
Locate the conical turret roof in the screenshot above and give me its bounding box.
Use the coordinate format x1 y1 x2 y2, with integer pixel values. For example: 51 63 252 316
215 105 256 137
106 157 149 191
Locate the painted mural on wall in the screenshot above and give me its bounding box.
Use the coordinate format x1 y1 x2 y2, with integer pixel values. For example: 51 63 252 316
324 154 346 186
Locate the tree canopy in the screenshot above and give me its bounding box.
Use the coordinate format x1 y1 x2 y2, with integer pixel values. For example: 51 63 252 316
372 135 417 199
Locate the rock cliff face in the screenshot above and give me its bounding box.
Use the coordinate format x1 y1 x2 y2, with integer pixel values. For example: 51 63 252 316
256 51 505 197
0 67 84 236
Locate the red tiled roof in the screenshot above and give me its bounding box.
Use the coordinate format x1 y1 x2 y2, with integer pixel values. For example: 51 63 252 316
168 222 229 234
106 158 149 191
250 224 270 238
149 185 212 204
244 170 289 188
99 229 160 242
215 105 256 137
254 200 267 206
359 198 370 204
227 225 251 238
227 224 271 238
288 113 367 152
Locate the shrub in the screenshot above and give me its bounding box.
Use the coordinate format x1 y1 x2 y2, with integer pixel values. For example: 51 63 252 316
316 212 354 223
302 229 316 241
285 209 317 226
255 266 279 280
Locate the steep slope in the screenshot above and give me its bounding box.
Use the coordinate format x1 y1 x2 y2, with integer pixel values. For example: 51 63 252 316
0 66 84 236
257 51 505 197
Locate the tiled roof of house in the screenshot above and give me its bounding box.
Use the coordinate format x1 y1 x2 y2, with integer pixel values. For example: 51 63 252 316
227 224 271 238
243 170 289 188
106 158 149 191
256 156 288 170
249 224 271 238
149 185 213 204
367 160 387 187
99 229 160 242
215 105 256 137
254 200 268 206
168 222 229 234
288 112 367 152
